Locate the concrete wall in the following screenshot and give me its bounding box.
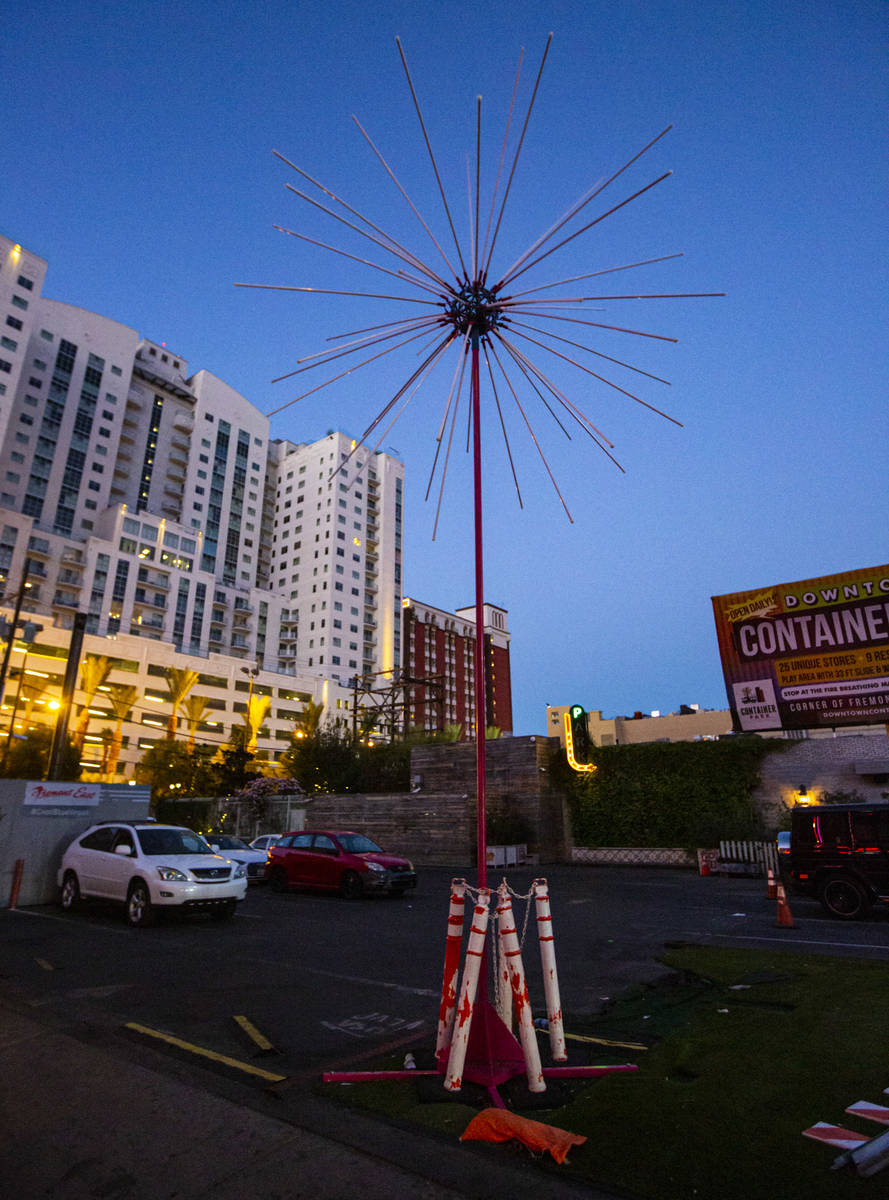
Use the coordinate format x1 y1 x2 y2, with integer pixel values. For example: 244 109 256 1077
271 736 572 868
753 732 889 830
0 781 151 908
301 791 475 867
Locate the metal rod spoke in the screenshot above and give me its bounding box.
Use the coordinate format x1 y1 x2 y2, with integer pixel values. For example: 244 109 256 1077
499 170 674 289
506 309 679 342
508 324 683 426
236 281 438 306
507 317 672 385
487 338 576 520
396 36 469 279
479 48 523 277
352 116 460 281
431 345 469 539
495 125 673 287
474 96 482 283
426 332 471 502
325 313 446 342
266 325 440 417
336 336 456 486
484 32 553 276
482 344 523 508
496 341 574 438
504 253 685 300
282 180 449 288
274 224 446 297
273 317 444 383
274 152 453 289
495 332 616 448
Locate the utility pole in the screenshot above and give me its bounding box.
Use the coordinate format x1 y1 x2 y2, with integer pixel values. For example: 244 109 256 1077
0 556 32 709
46 611 87 781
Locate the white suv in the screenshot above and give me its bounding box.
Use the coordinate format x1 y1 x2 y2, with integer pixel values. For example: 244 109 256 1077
58 821 248 927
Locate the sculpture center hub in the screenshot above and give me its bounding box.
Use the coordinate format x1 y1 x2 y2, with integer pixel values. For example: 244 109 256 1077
446 281 501 337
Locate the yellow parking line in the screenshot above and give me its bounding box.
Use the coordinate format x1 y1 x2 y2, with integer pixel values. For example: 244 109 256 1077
233 1014 276 1053
125 1022 287 1082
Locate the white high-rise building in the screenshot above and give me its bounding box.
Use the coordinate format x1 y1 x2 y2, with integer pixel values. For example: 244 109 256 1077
0 234 404 775
268 431 404 688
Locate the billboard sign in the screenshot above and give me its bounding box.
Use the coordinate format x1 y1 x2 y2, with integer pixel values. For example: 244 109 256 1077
712 565 889 732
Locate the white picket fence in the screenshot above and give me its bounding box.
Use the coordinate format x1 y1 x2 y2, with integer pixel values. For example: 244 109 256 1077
718 839 779 876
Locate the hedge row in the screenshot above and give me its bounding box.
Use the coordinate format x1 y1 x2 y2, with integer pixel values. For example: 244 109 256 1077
559 736 788 849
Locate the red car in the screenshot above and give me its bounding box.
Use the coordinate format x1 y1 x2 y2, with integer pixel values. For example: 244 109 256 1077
266 830 417 899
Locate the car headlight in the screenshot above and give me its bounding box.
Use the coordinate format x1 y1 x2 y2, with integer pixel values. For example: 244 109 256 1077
366 861 386 873
156 866 188 882
233 863 247 879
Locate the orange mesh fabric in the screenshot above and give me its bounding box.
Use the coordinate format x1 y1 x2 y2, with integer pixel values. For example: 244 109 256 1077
460 1107 587 1164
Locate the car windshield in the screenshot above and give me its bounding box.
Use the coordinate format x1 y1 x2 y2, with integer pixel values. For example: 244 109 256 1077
337 833 383 854
137 828 215 856
211 836 249 850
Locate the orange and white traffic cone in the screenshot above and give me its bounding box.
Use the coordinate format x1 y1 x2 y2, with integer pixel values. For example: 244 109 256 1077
767 868 777 899
775 881 794 928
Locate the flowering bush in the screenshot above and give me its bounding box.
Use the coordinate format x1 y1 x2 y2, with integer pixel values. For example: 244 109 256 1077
231 776 305 819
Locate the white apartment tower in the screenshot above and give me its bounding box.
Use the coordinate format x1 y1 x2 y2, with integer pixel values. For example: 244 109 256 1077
268 432 404 687
0 234 408 774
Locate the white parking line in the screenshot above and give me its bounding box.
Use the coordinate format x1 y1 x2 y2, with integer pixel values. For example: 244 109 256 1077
713 932 888 952
295 965 439 999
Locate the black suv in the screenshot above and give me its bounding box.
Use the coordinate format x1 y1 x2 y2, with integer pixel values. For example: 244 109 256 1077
789 802 889 919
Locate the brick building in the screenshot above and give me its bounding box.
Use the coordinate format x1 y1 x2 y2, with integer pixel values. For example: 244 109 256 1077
401 599 512 739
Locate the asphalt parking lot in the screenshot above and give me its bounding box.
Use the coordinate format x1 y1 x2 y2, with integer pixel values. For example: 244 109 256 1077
3 864 888 1072
1 864 887 1198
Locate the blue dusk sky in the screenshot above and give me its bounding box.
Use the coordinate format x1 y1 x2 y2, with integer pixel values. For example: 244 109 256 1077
3 0 886 735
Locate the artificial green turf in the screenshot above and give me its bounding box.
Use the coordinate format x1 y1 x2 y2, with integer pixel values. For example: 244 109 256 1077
321 947 889 1199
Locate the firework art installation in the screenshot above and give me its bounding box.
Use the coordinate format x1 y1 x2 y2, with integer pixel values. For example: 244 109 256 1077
238 34 720 892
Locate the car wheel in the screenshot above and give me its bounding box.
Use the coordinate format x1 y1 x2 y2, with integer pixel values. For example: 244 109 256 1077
819 876 871 920
126 880 154 928
211 900 237 921
60 871 81 911
340 870 364 900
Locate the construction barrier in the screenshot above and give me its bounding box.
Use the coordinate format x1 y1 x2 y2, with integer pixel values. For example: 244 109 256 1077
496 883 544 1092
436 879 466 1058
443 888 491 1092
534 879 566 1063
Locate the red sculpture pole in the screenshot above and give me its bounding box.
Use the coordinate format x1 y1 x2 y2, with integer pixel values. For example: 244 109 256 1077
471 332 487 891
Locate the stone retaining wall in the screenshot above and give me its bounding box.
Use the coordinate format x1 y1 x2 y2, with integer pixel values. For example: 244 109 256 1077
571 846 696 868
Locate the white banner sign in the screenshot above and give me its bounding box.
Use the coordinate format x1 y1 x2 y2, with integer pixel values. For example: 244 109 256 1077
24 782 101 807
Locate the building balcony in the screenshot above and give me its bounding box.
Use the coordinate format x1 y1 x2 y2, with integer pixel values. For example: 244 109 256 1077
137 570 169 591
131 616 165 634
26 537 51 558
52 591 79 609
133 591 167 611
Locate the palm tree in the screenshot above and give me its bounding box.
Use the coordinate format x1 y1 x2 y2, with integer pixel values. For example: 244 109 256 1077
243 693 271 753
293 698 324 740
181 693 212 752
163 667 199 740
72 655 111 754
105 684 139 781
97 727 115 776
